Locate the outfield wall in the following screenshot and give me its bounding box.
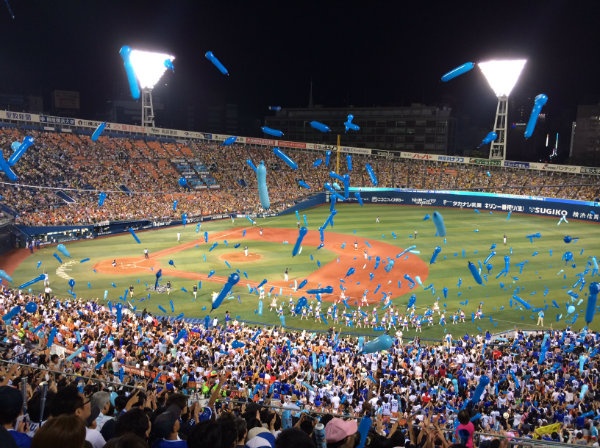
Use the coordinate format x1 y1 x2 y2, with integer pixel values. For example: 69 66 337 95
12 189 600 244
339 187 600 222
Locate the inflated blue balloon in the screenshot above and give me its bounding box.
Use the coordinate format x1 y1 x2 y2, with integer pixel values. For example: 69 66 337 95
524 93 548 139
205 51 229 76
441 62 474 82
0 150 19 181
344 114 360 132
432 211 447 237
223 136 237 146
365 163 378 186
361 334 393 354
91 122 106 142
257 161 270 210
57 244 71 258
310 121 331 133
586 282 599 324
261 126 284 138
273 147 298 170
25 302 37 313
211 273 240 311
119 46 140 100
468 261 483 285
480 131 497 146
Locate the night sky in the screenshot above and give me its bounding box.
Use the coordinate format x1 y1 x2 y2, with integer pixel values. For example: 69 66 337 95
1 1 598 141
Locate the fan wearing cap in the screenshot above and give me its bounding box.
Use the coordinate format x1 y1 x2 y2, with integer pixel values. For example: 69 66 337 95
152 411 186 448
325 418 358 448
245 426 276 448
0 385 31 448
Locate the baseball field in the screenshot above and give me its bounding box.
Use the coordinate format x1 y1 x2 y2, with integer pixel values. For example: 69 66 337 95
5 203 600 339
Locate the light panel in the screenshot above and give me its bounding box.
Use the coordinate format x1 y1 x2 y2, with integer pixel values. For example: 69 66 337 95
478 59 527 97
129 49 175 89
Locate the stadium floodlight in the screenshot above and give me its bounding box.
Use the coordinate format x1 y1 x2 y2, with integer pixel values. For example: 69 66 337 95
478 59 527 160
128 49 175 128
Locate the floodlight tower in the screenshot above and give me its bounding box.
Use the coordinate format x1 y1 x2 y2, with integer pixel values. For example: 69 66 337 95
478 59 526 160
128 49 175 128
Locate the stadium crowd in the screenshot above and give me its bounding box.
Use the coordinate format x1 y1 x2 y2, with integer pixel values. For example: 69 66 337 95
2 125 600 447
1 282 600 448
0 126 599 229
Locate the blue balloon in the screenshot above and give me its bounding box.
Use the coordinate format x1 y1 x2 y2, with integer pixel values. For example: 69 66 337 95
512 294 531 310
0 269 13 283
212 273 240 311
223 136 237 146
205 50 229 76
295 297 308 315
361 334 393 354
484 251 496 264
273 147 298 170
292 226 308 257
430 246 442 264
432 211 447 237
8 136 34 166
247 159 257 173
0 149 19 182
441 62 475 82
25 302 37 313
480 131 497 146
310 121 331 133
585 282 599 324
354 191 364 206
164 59 175 71
469 375 490 404
256 161 270 210
119 46 140 100
91 122 106 142
344 114 360 132
404 274 416 288
524 93 548 139
468 261 483 285
324 183 344 202
10 141 19 151
98 192 107 207
95 352 113 370
325 151 331 166
344 156 353 173
365 163 378 186
306 286 333 295
57 244 70 258
298 180 310 189
129 228 141 244
68 278 75 288
261 126 284 138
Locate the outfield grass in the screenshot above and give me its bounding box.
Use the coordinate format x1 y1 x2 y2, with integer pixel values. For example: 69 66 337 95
10 204 600 339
